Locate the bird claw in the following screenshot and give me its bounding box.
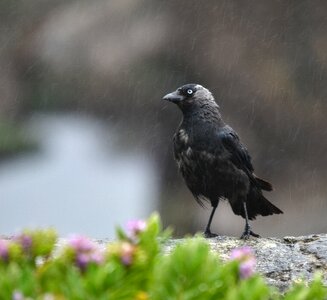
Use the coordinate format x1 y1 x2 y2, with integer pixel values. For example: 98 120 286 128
240 226 260 239
204 230 218 238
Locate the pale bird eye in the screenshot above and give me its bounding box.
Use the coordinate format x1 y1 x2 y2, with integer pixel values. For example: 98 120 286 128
187 89 193 95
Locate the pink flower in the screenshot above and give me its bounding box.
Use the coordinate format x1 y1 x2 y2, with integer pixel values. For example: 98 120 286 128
68 235 96 252
67 235 104 270
12 291 24 300
126 220 146 239
0 239 9 261
239 258 256 279
230 246 253 260
230 246 256 279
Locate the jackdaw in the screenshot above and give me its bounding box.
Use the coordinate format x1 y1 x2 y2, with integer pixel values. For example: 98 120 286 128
163 83 283 238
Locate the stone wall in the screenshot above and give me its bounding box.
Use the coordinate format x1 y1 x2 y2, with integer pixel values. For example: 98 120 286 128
164 234 327 291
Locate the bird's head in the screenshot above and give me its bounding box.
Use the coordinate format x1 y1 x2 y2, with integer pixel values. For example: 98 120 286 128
162 84 218 113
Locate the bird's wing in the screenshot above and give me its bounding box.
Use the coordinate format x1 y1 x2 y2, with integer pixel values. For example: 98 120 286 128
218 126 254 174
218 126 273 191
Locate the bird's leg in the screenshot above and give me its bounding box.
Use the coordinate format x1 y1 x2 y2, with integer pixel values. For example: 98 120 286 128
204 204 218 238
240 201 260 239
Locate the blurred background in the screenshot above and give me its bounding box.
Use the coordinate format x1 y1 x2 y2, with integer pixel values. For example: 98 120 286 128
1 0 326 238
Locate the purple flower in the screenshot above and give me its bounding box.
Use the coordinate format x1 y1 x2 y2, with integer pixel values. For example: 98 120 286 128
68 235 95 252
239 258 256 279
126 219 146 238
75 253 89 269
14 234 33 253
230 246 256 279
0 239 9 261
67 235 103 270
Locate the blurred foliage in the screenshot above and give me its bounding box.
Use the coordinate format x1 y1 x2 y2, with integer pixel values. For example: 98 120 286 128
0 214 326 299
0 119 36 159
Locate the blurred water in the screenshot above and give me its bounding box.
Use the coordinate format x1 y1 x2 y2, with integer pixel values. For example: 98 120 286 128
0 113 158 238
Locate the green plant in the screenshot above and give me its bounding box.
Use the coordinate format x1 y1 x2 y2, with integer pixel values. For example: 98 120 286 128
0 214 326 300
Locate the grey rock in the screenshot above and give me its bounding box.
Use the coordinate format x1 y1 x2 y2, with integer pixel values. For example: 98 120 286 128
164 234 327 291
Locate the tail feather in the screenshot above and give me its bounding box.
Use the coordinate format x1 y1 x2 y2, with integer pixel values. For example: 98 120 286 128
253 175 273 191
255 194 283 216
229 189 283 220
246 191 283 219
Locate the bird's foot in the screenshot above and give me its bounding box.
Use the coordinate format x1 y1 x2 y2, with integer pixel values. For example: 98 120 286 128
240 225 260 240
204 230 218 238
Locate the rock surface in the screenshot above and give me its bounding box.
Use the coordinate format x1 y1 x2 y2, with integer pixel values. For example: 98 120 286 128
164 234 327 291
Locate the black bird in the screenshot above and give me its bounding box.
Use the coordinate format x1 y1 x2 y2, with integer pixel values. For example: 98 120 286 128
162 84 283 238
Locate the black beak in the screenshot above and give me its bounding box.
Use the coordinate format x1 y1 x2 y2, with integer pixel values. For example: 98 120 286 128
162 91 183 103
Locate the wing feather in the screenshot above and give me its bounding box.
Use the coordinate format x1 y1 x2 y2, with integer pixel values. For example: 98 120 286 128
218 126 273 191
